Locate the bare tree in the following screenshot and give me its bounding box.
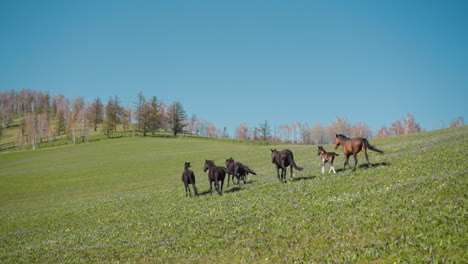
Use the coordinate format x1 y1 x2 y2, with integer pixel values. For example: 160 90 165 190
326 117 350 143
158 101 170 132
403 112 421 134
236 123 250 140
25 114 39 150
258 120 271 141
390 120 404 136
69 97 85 144
310 123 325 145
277 124 291 142
375 126 392 139
449 116 464 127
222 126 229 138
299 123 311 144
207 122 217 137
350 122 373 138
37 112 51 144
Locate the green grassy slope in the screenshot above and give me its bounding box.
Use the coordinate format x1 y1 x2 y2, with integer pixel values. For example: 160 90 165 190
1 126 467 263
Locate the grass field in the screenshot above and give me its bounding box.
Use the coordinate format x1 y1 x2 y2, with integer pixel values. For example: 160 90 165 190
1 126 467 263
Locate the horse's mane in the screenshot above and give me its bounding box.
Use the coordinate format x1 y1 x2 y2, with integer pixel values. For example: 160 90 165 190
336 134 350 139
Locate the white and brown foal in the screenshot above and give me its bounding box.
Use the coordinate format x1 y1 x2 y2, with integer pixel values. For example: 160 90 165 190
317 145 339 174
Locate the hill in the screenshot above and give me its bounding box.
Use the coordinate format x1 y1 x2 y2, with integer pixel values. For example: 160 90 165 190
1 126 467 263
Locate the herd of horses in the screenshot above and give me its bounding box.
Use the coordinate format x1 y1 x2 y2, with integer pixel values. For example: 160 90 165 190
182 134 384 196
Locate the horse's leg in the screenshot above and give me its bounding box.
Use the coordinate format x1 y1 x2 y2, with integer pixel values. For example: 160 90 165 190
214 175 221 195
330 158 336 174
344 154 350 170
284 166 288 182
276 165 281 182
210 180 213 195
219 179 224 195
321 159 326 174
290 165 294 181
364 148 371 167
353 153 358 171
234 167 239 186
192 184 198 196
328 158 334 174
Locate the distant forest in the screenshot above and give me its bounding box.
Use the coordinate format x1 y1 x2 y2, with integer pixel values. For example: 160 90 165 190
0 89 465 150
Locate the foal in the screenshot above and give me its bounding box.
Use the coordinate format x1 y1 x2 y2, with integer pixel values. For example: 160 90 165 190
317 146 339 174
181 162 198 197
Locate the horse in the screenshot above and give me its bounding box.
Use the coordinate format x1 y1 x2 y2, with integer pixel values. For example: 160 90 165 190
334 134 383 171
317 145 339 174
181 162 198 197
203 160 227 195
271 149 303 183
225 157 257 186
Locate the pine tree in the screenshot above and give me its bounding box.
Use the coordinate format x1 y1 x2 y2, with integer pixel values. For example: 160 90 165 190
168 101 186 136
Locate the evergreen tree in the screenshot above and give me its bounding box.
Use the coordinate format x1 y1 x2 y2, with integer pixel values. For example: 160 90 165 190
168 101 186 136
89 97 104 131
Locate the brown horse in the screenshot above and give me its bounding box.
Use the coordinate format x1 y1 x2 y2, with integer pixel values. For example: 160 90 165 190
181 162 198 197
271 149 303 183
317 146 339 174
334 134 383 171
225 157 257 186
203 160 227 195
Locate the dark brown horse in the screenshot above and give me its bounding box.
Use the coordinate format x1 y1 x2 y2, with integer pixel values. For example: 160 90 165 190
271 149 303 183
225 157 257 186
334 134 383 171
181 162 198 197
317 146 339 174
203 160 227 195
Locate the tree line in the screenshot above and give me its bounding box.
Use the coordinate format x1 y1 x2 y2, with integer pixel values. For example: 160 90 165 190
0 89 190 150
0 89 465 150
237 118 374 145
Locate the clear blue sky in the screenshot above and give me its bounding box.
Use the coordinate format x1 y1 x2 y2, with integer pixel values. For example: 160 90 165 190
1 0 467 136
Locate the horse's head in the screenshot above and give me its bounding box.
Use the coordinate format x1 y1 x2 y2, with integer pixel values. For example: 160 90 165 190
318 145 324 156
334 134 342 149
184 162 191 169
225 157 234 166
271 149 278 163
204 160 214 172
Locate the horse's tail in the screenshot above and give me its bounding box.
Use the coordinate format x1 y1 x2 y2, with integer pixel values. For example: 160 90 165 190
365 139 384 153
291 159 303 171
241 164 257 175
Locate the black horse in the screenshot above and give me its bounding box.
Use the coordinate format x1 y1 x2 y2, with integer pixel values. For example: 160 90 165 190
181 162 198 197
225 157 257 186
203 160 227 195
271 149 303 183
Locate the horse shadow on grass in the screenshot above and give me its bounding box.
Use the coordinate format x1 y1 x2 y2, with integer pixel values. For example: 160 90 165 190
293 175 317 181
196 180 258 196
335 162 391 173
